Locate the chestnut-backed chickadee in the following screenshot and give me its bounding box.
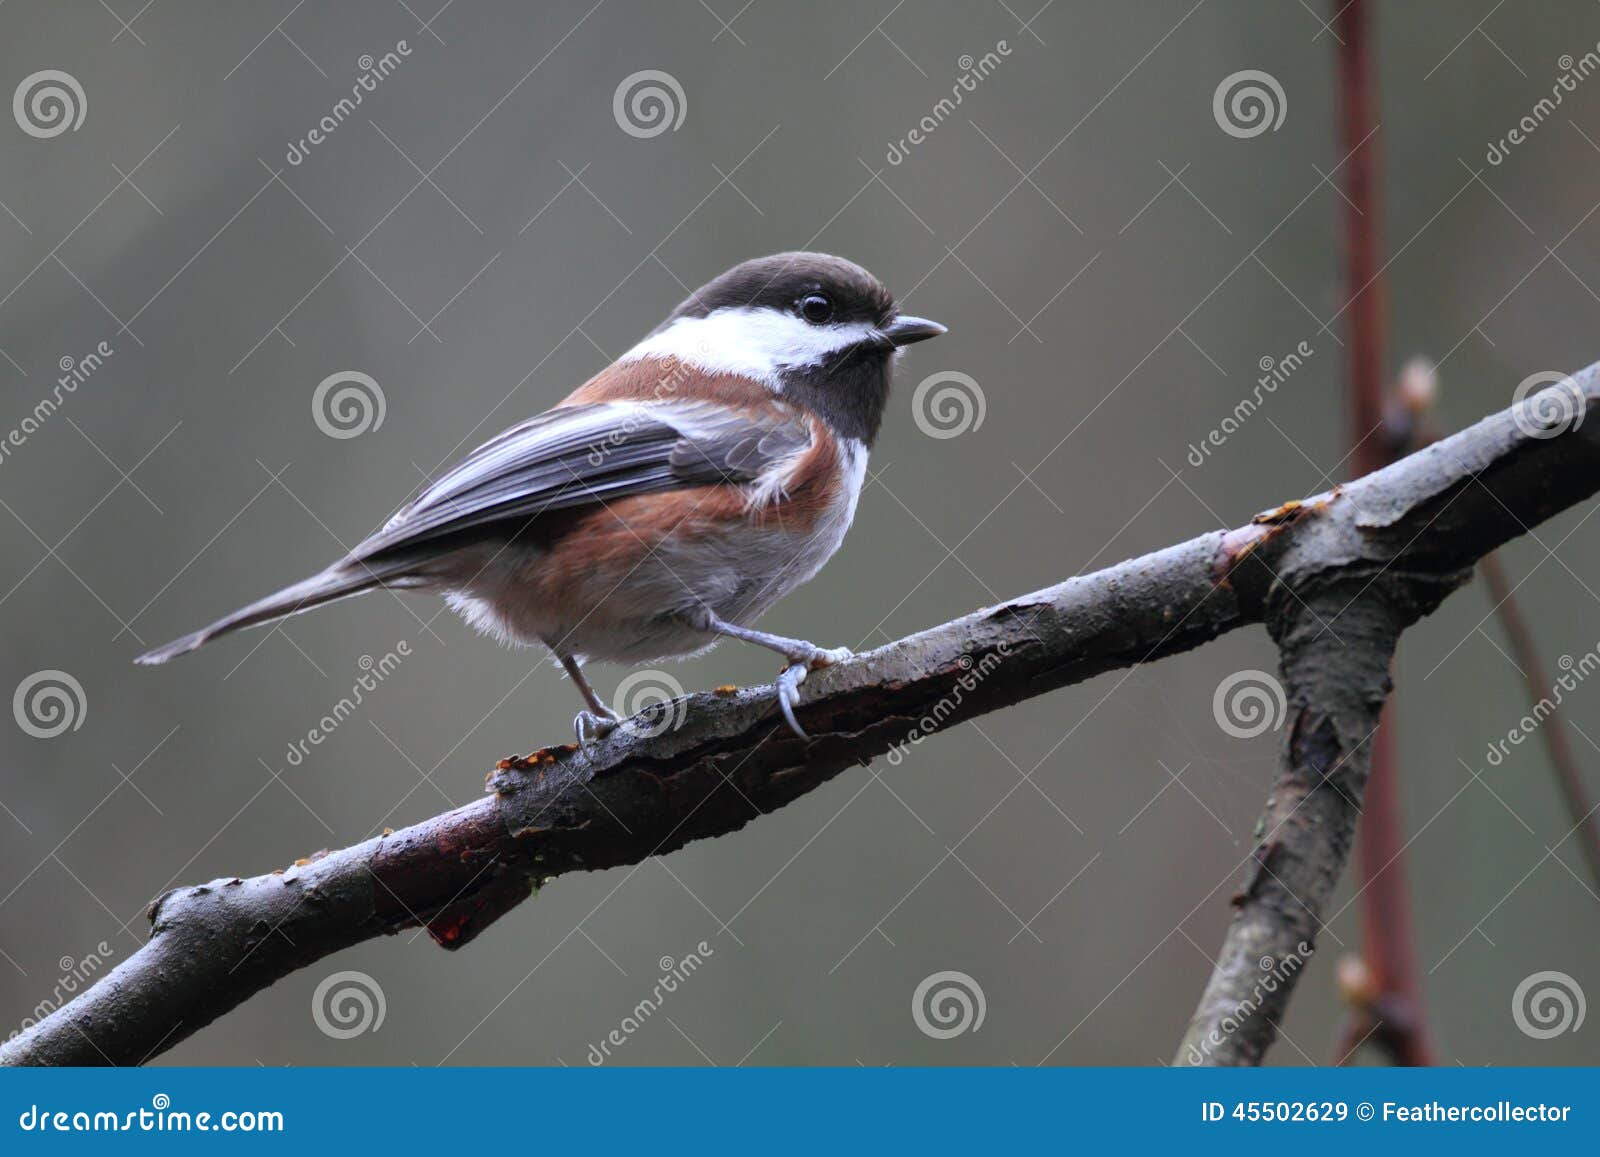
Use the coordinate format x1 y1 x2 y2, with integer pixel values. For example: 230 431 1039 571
137 252 946 743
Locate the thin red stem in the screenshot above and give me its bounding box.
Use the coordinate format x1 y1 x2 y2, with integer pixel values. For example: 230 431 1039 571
1333 0 1434 1066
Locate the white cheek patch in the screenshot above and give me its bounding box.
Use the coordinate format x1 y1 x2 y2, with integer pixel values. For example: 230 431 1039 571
621 307 880 390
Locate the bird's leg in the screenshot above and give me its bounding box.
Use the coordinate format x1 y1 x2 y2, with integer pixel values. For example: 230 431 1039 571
558 652 618 754
683 609 851 740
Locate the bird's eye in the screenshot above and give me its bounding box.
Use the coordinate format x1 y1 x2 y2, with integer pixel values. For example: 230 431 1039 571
798 294 833 325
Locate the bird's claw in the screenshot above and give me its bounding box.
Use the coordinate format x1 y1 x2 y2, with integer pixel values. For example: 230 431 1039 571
573 708 620 758
775 663 809 739
774 645 853 740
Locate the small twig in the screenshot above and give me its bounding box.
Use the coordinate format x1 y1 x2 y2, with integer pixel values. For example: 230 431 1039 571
1479 552 1600 890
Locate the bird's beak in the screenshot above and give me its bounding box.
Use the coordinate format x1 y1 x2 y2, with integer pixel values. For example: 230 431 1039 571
883 315 947 347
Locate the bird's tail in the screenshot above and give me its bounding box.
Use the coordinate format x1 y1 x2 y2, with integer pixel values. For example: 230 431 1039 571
133 565 393 665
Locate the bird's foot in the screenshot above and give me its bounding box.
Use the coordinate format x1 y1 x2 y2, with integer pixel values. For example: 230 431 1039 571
774 645 853 740
573 707 621 757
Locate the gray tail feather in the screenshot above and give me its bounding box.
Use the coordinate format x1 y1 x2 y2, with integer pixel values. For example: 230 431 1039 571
134 567 390 665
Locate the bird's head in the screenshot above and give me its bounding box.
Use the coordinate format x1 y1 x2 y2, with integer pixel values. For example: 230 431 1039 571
629 251 945 445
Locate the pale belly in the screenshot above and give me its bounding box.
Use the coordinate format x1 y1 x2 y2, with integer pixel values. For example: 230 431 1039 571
439 450 864 664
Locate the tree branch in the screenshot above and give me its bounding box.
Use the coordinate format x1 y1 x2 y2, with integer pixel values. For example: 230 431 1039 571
8 363 1600 1067
1176 363 1600 1064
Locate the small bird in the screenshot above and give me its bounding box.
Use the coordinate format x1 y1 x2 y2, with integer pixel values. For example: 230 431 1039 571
136 252 945 743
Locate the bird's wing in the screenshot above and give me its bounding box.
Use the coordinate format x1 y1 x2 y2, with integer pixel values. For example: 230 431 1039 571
348 399 812 564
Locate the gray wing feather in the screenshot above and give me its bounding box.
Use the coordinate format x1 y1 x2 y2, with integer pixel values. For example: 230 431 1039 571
133 399 808 666
350 400 810 564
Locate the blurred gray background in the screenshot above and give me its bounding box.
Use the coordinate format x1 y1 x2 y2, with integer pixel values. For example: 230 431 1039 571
1 0 1596 1066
